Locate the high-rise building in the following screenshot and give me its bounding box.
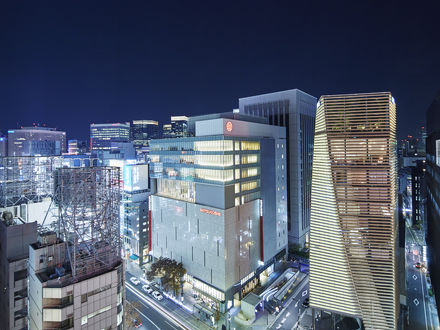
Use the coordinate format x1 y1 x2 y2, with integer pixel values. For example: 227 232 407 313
239 89 316 247
309 92 398 329
67 139 79 154
0 133 6 157
425 90 440 317
7 127 66 156
121 162 150 265
162 116 189 138
90 122 130 151
0 213 37 330
149 113 287 311
131 120 159 148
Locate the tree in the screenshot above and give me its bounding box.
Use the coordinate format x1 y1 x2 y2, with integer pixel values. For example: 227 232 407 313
147 257 186 296
125 301 141 329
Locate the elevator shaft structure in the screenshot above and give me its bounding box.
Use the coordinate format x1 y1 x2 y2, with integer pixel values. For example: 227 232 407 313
55 167 121 281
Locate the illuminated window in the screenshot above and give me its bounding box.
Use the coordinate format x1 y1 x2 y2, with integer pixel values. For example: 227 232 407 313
241 167 259 178
241 141 260 151
235 154 240 165
241 180 259 192
241 154 258 164
235 169 240 180
235 183 240 193
235 141 240 151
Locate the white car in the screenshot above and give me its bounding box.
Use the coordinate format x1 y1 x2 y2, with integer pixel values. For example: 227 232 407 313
152 291 163 301
130 277 140 285
142 285 153 294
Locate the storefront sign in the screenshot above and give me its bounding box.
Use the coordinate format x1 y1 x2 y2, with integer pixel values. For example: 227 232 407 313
200 208 221 216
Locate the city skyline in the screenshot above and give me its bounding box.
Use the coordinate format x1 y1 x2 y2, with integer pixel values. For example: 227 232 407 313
1 2 440 140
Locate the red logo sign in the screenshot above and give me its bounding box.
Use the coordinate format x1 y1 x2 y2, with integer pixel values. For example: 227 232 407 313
200 208 221 216
226 121 233 132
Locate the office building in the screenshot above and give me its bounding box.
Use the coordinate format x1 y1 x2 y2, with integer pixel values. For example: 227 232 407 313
309 92 398 329
120 162 150 265
28 233 125 330
90 122 130 151
7 127 66 156
0 212 37 330
0 133 6 157
67 139 79 154
131 120 159 148
94 142 136 165
149 113 287 311
239 89 316 247
162 116 189 138
67 139 88 155
28 166 125 329
426 90 440 317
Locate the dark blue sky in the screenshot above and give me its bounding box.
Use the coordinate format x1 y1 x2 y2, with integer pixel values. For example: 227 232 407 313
1 1 439 140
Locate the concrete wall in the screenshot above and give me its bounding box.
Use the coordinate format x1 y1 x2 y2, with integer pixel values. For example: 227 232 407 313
151 196 260 294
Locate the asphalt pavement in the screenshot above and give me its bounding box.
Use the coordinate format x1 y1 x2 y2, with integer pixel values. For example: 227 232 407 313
269 276 310 330
406 226 437 330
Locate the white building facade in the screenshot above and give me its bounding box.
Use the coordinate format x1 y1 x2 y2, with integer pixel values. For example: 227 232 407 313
149 115 287 310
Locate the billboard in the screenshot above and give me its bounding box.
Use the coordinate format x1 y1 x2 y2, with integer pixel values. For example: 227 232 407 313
124 164 148 192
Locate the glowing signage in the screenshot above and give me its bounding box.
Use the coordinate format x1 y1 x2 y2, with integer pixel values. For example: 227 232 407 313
226 121 233 132
200 208 221 216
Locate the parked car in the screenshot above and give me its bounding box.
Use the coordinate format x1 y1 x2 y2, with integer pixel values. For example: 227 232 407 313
134 319 142 328
142 285 153 294
152 291 163 301
130 277 140 285
302 297 310 308
415 262 422 269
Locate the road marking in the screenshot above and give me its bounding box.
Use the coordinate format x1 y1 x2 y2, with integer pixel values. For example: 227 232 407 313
413 274 418 280
126 296 161 330
302 290 308 297
286 312 290 317
281 317 286 324
126 282 186 330
414 298 419 306
295 301 298 308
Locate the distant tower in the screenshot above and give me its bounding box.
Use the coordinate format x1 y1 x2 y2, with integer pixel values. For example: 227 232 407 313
309 92 398 329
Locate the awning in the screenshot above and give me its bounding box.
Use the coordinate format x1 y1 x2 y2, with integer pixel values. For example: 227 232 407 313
129 254 139 260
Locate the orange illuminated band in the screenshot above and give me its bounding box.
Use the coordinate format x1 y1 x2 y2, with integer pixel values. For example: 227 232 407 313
200 208 221 216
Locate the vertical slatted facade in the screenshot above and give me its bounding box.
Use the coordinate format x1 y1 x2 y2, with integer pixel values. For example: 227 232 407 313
310 92 397 329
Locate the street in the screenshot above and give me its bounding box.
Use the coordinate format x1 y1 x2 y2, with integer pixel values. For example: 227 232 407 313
406 226 437 330
126 282 183 330
125 269 211 330
269 276 310 330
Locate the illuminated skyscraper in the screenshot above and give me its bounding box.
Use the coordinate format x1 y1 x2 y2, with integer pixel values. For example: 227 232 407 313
131 120 159 148
90 122 130 151
309 92 398 329
7 127 66 156
239 89 316 247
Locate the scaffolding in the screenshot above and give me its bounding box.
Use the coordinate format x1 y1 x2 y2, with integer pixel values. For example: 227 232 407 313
0 156 63 208
54 167 121 281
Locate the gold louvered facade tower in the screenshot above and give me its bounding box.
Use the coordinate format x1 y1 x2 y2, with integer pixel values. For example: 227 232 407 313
309 92 398 329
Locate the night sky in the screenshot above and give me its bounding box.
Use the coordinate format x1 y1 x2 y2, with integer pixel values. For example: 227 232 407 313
1 1 439 140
